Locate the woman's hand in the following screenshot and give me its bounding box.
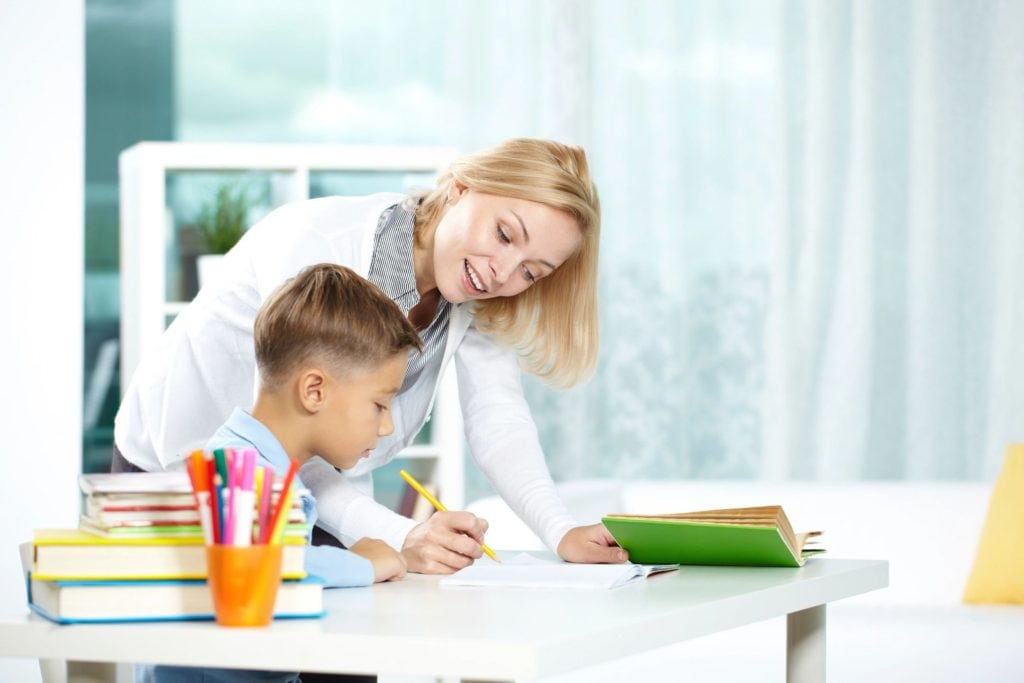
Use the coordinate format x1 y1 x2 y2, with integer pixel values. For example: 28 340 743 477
349 537 408 582
557 523 628 564
401 511 489 574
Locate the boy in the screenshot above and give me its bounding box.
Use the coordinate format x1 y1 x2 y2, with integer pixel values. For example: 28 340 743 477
140 263 422 683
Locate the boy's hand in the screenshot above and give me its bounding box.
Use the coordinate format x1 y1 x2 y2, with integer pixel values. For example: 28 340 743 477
349 537 407 582
557 523 628 564
401 511 489 574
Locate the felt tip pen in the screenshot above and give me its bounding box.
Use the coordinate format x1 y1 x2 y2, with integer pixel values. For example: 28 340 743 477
188 450 215 545
266 459 299 546
232 448 257 546
225 449 237 545
212 449 230 543
256 466 273 544
206 458 221 545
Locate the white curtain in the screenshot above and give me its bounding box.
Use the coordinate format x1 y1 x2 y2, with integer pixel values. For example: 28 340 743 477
173 0 1024 482
526 0 1024 482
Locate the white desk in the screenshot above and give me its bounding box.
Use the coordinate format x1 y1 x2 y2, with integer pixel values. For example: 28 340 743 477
0 558 887 682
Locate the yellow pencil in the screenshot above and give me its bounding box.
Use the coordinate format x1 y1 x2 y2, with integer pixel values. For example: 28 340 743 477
399 469 500 563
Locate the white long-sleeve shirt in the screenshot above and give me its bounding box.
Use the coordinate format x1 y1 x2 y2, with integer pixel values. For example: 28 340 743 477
113 193 577 552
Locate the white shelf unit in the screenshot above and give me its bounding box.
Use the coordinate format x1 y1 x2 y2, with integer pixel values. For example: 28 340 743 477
118 142 466 508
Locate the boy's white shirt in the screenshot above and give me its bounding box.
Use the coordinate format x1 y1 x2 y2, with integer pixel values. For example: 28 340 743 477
114 193 577 552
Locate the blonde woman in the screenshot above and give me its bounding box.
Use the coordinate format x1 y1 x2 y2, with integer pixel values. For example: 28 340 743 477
113 138 626 573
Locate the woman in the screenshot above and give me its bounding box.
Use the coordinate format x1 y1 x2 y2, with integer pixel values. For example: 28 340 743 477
113 138 626 573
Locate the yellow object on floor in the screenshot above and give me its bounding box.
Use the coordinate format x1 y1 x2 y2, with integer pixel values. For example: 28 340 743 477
963 444 1024 604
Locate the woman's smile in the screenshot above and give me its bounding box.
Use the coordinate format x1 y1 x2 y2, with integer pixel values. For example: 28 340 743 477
463 259 488 295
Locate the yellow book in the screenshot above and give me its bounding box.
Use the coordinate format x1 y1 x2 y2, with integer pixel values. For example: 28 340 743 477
30 529 306 581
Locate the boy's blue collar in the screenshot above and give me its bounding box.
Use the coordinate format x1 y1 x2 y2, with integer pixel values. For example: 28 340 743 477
222 407 295 476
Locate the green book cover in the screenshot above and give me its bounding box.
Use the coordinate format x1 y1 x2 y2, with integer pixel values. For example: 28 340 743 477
602 512 819 567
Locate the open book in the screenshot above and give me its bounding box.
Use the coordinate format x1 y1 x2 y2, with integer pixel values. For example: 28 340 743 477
602 506 824 567
439 553 678 590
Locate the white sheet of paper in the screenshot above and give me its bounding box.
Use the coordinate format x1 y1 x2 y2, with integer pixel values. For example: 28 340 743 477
439 553 678 590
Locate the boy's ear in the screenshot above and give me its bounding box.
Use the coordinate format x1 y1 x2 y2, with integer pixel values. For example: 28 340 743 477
297 368 327 414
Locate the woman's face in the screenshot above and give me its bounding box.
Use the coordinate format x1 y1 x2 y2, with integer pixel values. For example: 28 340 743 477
430 185 582 303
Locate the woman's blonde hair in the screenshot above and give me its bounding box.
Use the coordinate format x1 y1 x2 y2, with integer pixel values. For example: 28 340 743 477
408 138 600 388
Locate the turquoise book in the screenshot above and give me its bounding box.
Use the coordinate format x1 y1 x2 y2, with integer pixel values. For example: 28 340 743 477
20 541 324 624
26 575 326 624
602 506 825 567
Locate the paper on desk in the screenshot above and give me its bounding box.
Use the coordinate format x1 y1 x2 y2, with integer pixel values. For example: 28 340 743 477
439 553 678 589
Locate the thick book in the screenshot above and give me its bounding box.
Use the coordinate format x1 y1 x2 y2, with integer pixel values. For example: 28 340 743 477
602 506 825 567
27 576 325 624
30 529 307 580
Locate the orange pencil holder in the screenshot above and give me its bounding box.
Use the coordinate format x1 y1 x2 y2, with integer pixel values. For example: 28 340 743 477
206 544 283 627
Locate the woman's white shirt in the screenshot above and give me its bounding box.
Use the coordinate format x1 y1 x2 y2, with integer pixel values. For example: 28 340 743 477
113 193 577 552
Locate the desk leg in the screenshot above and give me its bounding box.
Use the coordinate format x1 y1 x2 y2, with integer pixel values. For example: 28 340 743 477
39 659 119 683
786 605 826 683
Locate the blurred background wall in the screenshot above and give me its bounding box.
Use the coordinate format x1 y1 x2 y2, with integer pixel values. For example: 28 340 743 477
81 0 1024 502
1 2 83 678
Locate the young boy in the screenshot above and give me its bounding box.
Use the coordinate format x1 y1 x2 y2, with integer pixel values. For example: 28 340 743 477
140 263 422 683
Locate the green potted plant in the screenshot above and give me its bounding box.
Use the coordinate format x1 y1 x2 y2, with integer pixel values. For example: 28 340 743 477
195 184 250 288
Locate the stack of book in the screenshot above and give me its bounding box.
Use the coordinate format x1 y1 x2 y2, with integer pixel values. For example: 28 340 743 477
22 470 323 624
78 471 310 540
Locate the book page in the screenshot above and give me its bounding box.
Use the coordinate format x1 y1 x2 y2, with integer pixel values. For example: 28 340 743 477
439 553 678 590
607 506 784 525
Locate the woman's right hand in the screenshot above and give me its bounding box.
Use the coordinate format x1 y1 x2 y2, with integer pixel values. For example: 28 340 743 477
401 511 489 574
349 537 407 582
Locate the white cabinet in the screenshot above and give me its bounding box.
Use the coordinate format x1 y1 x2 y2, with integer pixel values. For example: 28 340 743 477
118 142 465 507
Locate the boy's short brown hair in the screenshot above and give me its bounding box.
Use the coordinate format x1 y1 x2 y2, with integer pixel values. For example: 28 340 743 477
254 263 422 388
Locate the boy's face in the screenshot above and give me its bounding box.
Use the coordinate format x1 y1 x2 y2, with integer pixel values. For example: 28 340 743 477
316 353 407 470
